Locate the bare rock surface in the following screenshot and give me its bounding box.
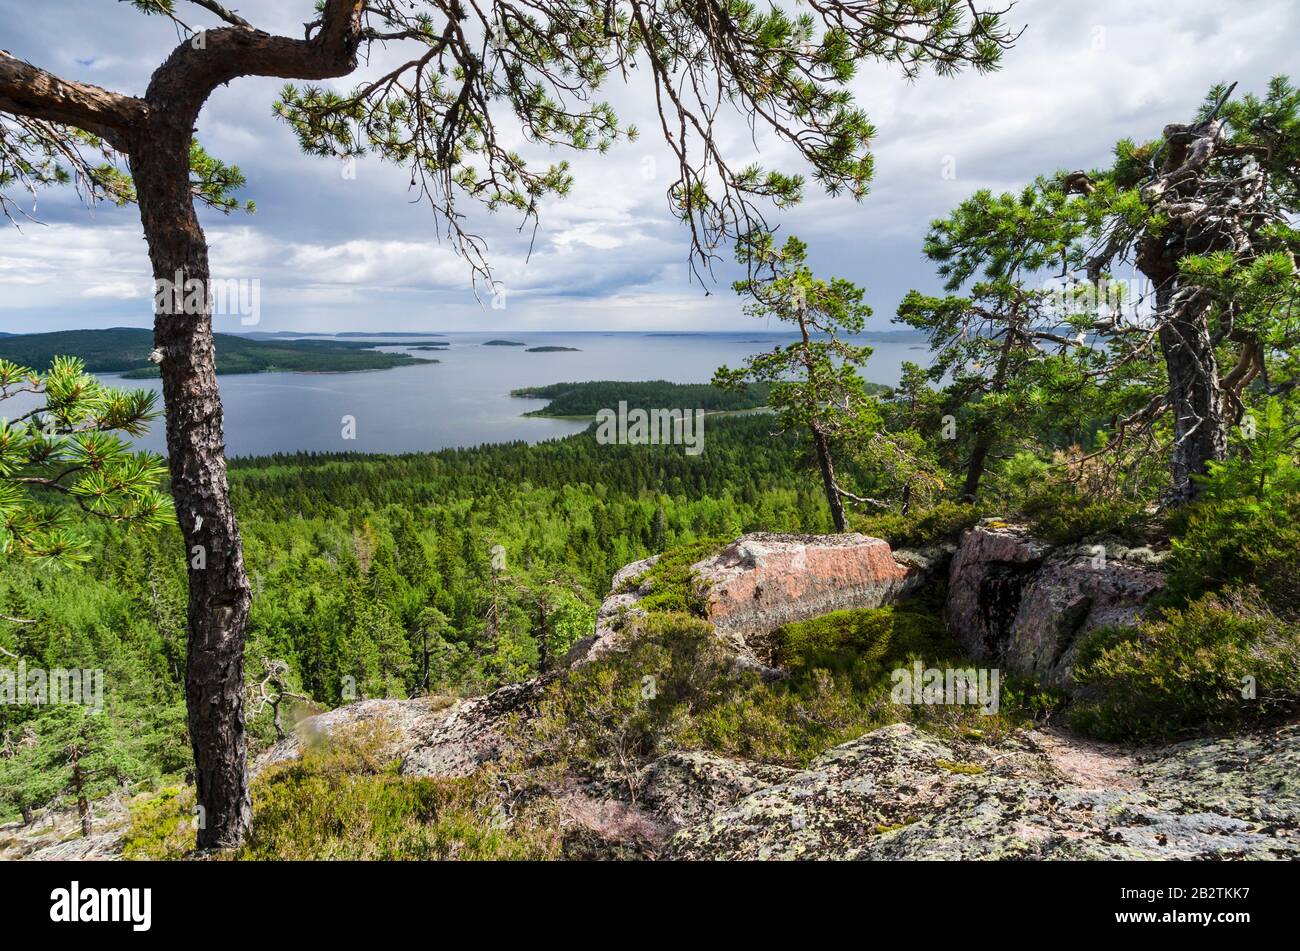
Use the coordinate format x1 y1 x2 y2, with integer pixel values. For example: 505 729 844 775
255 696 454 774
0 797 129 861
564 554 659 665
945 521 1167 689
638 750 798 829
668 721 1300 860
254 682 550 781
400 678 551 778
558 752 798 858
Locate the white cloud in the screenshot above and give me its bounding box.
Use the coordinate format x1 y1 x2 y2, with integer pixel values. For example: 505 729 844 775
1 0 1295 333
81 281 145 299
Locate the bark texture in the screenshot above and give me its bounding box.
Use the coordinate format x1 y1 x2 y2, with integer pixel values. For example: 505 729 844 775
129 116 254 847
1156 292 1229 505
123 1 365 849
1133 120 1236 504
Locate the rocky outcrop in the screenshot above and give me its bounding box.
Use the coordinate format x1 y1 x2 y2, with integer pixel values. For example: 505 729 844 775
568 532 933 666
698 533 927 636
638 751 797 829
254 681 550 781
0 798 129 861
945 521 1167 689
556 751 800 859
256 696 456 774
668 721 1300 860
564 554 660 665
401 678 551 777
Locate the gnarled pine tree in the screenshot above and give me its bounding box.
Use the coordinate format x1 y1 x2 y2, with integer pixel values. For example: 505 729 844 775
918 80 1300 506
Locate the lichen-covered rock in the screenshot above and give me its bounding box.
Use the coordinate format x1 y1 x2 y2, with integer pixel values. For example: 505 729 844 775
0 793 130 861
638 751 797 829
667 721 1300 860
400 677 552 778
946 521 1166 689
254 680 551 781
1128 723 1300 828
557 752 799 859
255 696 456 775
11 829 125 861
563 555 658 666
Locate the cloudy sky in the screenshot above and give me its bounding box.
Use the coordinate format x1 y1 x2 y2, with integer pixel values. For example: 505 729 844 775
1 0 1295 334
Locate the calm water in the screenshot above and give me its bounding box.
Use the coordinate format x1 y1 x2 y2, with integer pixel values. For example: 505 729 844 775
22 332 932 457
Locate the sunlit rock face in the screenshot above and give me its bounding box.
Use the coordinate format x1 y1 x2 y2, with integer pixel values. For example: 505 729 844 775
566 532 935 667
697 533 926 637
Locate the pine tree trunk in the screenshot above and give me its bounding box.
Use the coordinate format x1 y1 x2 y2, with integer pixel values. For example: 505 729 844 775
537 600 550 673
813 428 847 532
962 436 991 500
421 630 430 690
128 121 252 850
71 757 92 837
1153 286 1229 505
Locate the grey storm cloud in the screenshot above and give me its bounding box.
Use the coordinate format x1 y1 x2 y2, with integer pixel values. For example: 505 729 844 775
0 0 1295 333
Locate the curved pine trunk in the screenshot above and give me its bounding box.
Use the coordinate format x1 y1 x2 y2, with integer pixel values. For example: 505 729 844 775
129 121 252 850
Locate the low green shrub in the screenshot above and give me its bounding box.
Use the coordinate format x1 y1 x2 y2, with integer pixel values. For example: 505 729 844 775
124 720 561 861
1164 496 1300 619
1068 589 1300 741
524 601 1053 777
683 667 896 765
633 538 728 616
853 500 981 548
121 787 196 861
774 605 945 676
525 612 735 798
1020 486 1148 545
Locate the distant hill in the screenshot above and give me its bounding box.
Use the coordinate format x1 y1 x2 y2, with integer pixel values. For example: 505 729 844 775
237 331 333 339
336 332 448 338
0 328 437 378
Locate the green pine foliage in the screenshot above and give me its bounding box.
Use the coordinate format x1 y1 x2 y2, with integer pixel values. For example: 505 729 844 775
0 356 171 562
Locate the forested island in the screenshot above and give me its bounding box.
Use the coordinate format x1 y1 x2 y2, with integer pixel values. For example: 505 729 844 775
525 346 581 352
0 329 437 378
483 339 526 346
511 379 779 417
